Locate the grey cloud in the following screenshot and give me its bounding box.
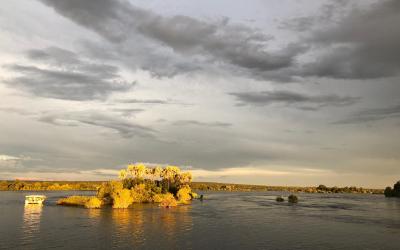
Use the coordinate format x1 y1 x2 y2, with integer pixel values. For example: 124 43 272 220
172 120 232 128
39 0 304 79
3 47 134 100
0 107 34 116
230 90 360 109
39 111 155 138
116 98 191 106
279 0 351 32
118 99 171 104
334 104 400 124
111 108 144 117
299 0 400 79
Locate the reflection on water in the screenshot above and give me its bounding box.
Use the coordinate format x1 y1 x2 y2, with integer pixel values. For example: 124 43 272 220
112 207 145 246
160 205 193 238
21 204 43 245
110 204 193 248
87 208 101 219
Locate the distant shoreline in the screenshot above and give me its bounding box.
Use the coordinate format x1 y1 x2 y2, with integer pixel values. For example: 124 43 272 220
0 180 383 194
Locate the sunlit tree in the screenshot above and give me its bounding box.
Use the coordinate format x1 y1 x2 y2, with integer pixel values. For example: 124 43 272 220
179 172 192 184
161 165 181 191
127 164 135 178
126 163 147 179
153 166 162 180
118 169 127 180
134 163 147 179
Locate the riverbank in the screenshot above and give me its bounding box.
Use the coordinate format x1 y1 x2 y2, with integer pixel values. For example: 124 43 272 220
0 180 383 194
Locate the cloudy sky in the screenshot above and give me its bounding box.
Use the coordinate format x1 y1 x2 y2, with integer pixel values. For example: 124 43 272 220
0 0 399 187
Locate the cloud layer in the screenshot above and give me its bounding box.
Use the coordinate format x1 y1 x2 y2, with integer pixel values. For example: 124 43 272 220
230 90 360 109
4 47 133 100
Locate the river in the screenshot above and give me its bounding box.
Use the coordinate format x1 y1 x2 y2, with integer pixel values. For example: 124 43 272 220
1 191 399 249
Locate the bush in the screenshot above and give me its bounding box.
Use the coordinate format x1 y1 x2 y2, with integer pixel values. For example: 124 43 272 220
97 182 112 199
384 187 393 197
190 191 198 199
153 193 166 203
159 193 177 207
112 189 133 208
177 185 192 204
384 181 400 197
85 197 102 209
131 184 152 203
288 194 298 203
57 196 91 206
276 196 284 202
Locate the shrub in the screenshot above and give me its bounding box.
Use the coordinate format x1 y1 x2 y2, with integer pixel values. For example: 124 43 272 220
276 196 284 202
177 185 192 204
288 194 298 203
131 184 152 203
393 181 400 197
112 189 133 208
384 187 393 197
190 191 198 199
159 193 177 207
57 196 91 206
85 197 102 209
97 182 112 199
384 181 400 198
153 193 166 203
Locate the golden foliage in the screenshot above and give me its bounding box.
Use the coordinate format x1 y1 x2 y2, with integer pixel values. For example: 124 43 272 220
130 184 151 203
57 196 92 206
85 197 102 209
159 193 178 207
177 185 192 204
112 189 133 208
118 169 127 180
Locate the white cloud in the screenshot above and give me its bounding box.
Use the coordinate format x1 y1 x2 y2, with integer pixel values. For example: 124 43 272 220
0 154 21 161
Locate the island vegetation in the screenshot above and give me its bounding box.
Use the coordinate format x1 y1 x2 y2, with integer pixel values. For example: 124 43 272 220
56 163 197 208
384 181 400 197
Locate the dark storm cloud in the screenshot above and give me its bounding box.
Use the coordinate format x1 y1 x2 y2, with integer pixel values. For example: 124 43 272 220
334 104 400 124
230 90 359 109
39 0 304 79
299 0 400 79
4 47 134 101
172 120 232 128
38 111 155 138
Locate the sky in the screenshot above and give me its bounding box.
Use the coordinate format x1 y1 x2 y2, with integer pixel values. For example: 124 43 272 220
0 0 399 188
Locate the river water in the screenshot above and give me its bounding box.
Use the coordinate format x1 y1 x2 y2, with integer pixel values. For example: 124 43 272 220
0 191 399 249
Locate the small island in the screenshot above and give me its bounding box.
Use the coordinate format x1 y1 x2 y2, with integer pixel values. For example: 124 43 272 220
57 164 197 209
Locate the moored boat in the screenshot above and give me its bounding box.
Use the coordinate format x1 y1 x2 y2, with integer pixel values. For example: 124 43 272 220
25 195 46 205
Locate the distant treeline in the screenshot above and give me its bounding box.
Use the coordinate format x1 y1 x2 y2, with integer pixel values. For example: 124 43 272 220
190 182 384 194
0 180 383 194
0 180 102 191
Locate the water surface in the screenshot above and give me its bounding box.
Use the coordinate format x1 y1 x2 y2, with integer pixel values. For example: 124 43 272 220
1 191 400 249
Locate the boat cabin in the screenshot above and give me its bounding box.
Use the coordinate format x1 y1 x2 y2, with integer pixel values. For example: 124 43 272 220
25 195 46 205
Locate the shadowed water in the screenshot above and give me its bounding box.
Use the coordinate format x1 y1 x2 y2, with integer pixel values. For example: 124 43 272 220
0 191 400 249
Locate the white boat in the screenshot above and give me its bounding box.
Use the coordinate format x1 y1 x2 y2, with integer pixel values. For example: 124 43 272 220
25 195 46 205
